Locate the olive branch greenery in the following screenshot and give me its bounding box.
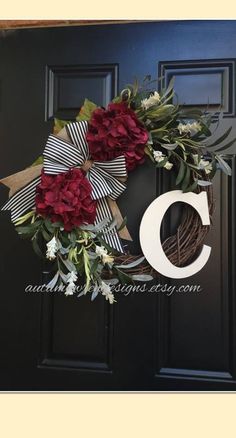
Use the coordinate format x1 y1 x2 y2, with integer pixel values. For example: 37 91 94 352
14 210 150 302
117 75 233 192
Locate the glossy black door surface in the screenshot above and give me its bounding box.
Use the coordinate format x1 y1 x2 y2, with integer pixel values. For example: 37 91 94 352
0 20 236 390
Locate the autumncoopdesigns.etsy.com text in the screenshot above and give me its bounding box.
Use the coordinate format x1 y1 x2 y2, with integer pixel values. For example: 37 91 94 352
25 283 203 297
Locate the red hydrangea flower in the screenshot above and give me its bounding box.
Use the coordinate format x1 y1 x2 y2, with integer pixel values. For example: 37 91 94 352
35 168 97 231
86 102 149 172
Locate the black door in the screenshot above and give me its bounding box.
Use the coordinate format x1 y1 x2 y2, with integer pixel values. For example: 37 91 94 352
0 20 236 390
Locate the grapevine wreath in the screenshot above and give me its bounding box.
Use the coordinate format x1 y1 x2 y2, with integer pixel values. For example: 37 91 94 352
0 76 233 303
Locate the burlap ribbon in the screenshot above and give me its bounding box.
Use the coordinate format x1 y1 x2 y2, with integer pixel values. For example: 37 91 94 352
0 121 132 252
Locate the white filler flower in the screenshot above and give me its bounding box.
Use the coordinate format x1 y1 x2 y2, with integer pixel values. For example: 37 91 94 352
191 155 212 174
46 236 60 260
95 245 114 265
178 121 202 136
199 159 213 174
65 270 78 296
101 281 116 304
153 150 166 163
164 161 173 170
153 151 173 170
141 91 161 110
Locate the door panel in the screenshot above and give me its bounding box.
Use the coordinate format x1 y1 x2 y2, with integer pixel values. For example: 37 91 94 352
1 21 236 390
45 63 118 121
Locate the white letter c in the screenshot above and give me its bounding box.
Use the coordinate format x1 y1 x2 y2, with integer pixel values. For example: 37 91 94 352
139 190 211 279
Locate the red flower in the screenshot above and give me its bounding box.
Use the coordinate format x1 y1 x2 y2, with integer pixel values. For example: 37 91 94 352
86 102 149 172
35 168 97 231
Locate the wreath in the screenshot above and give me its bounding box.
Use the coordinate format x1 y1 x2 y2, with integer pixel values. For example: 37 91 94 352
0 76 233 303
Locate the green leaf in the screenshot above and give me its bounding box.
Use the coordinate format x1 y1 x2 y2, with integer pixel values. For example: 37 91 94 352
80 217 110 232
161 89 175 105
132 77 139 96
115 256 145 269
15 220 42 235
208 159 217 179
59 232 71 247
181 166 190 191
183 179 198 193
69 230 77 245
90 257 100 275
14 210 35 226
144 146 155 162
147 104 176 121
47 271 60 289
91 285 100 301
179 108 203 118
32 236 43 258
76 98 97 122
51 222 64 229
197 180 212 187
30 155 43 167
83 247 91 292
132 274 153 281
216 155 232 176
103 278 119 285
161 76 175 99
161 142 178 151
175 159 185 185
41 227 51 241
112 95 122 103
114 268 133 285
60 256 76 272
199 123 212 137
44 219 54 233
75 256 85 277
53 118 69 134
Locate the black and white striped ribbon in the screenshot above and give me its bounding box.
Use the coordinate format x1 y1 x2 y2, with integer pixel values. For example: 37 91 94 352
2 120 127 253
65 121 126 253
1 177 41 223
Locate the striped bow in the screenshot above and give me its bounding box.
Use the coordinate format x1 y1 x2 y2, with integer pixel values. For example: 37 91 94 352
2 121 127 253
